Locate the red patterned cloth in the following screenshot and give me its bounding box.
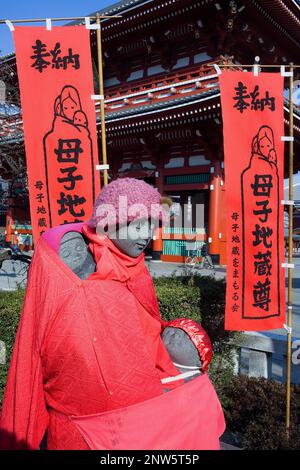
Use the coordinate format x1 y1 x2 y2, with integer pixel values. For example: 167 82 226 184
0 223 219 450
82 223 181 383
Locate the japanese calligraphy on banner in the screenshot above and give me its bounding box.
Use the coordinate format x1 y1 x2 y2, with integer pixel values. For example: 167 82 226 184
220 71 285 331
13 26 100 241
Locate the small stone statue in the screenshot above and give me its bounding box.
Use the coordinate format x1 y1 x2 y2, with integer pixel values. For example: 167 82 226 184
59 231 95 280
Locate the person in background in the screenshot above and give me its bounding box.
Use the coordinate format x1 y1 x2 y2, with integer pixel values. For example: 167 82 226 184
200 242 214 269
24 235 31 252
17 234 23 251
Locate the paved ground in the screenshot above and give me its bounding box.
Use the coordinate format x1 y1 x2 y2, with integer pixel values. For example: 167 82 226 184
145 257 226 280
0 256 31 291
0 256 226 291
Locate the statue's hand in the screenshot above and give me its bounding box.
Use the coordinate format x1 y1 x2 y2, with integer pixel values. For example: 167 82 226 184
162 319 213 372
162 327 202 371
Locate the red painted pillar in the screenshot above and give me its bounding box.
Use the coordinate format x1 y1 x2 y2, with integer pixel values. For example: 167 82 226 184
152 160 164 261
208 161 222 264
152 227 163 260
5 198 14 244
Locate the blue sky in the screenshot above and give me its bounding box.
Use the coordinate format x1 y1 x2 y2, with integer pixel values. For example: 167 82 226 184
0 0 114 56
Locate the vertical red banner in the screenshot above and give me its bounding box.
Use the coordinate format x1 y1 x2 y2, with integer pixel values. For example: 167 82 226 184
13 26 101 242
220 71 285 331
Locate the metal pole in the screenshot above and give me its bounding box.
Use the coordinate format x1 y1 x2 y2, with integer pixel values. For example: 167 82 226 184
286 63 294 439
209 63 300 69
96 13 108 186
0 16 121 23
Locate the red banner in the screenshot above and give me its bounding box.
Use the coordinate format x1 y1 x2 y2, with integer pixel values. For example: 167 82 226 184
13 26 100 241
220 71 285 331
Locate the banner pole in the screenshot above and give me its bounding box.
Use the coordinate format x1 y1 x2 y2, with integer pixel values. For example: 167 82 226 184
96 13 108 186
285 63 294 439
0 16 122 23
209 63 300 69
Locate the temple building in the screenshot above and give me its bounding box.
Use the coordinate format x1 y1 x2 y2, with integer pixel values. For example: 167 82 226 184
0 0 300 261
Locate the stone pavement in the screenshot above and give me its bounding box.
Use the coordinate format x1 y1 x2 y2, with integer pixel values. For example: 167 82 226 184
146 258 226 280
0 252 33 291
0 256 226 291
0 260 27 291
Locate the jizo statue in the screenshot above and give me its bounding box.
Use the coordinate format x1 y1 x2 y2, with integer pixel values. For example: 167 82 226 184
1 178 223 450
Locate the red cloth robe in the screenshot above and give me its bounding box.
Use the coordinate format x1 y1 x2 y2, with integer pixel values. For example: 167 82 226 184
81 224 181 382
0 223 223 450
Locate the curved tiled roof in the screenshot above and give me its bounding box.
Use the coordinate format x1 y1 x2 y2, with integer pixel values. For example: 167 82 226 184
105 87 220 122
0 52 16 63
251 0 300 47
88 0 151 16
68 0 154 25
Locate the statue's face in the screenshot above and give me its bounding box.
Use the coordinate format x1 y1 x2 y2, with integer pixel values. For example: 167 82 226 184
59 231 89 272
109 218 156 258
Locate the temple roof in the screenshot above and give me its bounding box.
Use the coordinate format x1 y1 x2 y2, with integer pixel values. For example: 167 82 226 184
0 52 16 63
1 0 300 178
252 0 300 47
86 0 150 17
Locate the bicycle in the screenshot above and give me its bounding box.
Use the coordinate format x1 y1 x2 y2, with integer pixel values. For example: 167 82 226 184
185 250 200 268
185 242 201 271
200 257 215 271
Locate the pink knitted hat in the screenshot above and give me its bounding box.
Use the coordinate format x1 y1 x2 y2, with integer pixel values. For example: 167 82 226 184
88 177 169 229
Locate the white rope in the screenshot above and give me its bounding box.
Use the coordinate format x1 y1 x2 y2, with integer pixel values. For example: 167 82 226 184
46 18 52 31
161 370 200 384
91 94 104 100
213 64 222 75
96 164 110 171
172 362 201 371
5 20 15 31
85 17 100 30
282 263 295 269
283 323 292 334
281 200 295 206
280 66 293 77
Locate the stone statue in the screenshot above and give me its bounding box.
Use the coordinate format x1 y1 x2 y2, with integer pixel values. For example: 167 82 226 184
59 231 95 280
1 178 223 451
